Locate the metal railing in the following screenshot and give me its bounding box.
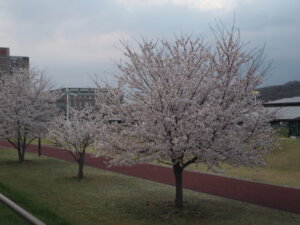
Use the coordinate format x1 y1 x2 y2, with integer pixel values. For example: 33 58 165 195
0 193 46 225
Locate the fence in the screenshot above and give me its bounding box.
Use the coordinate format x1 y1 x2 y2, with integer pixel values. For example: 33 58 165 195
0 193 46 225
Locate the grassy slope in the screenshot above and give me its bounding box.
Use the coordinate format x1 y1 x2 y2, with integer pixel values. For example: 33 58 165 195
0 203 27 225
31 138 55 146
0 182 73 225
0 149 300 225
184 138 300 188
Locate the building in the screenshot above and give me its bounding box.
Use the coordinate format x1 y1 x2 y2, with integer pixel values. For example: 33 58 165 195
264 97 300 137
0 47 29 73
53 87 123 123
54 87 96 114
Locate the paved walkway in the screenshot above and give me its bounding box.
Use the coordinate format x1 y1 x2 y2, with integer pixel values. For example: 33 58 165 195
0 140 299 214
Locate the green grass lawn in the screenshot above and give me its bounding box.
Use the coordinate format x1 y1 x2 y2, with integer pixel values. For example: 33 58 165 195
182 138 300 188
31 138 96 154
0 182 72 225
0 203 28 225
0 148 300 225
31 138 58 147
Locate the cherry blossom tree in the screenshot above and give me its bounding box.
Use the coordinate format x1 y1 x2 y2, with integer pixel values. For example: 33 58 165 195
94 24 275 209
48 105 97 179
0 68 58 163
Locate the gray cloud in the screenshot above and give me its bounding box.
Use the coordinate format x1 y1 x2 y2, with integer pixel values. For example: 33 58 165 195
0 0 299 87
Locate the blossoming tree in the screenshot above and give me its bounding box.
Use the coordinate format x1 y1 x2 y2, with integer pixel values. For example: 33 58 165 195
48 105 97 179
0 68 58 163
95 24 275 209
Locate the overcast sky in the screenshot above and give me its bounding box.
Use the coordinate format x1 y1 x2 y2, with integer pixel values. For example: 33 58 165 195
0 0 299 87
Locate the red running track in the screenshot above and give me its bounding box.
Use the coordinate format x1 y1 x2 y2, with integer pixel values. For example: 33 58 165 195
0 140 299 215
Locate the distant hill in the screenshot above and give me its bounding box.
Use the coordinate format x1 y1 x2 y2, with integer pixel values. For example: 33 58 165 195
257 80 300 102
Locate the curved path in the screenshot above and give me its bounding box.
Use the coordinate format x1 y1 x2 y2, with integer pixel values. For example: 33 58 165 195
0 141 299 214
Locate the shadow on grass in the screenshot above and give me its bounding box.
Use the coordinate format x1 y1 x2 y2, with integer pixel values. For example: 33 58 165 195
53 173 129 187
0 160 34 165
105 190 300 225
0 158 67 168
54 176 95 184
118 198 229 221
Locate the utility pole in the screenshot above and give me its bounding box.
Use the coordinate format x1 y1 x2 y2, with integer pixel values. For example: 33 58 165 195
66 88 70 119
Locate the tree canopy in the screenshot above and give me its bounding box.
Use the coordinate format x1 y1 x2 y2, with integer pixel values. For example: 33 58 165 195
94 24 275 209
0 68 57 162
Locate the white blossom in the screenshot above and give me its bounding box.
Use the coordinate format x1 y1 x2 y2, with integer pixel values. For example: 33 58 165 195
0 68 58 162
94 23 275 208
48 105 98 179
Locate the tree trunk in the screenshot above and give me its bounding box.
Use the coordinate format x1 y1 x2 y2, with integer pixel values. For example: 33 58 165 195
16 135 24 163
173 163 183 209
18 146 25 163
38 137 41 157
77 153 85 179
